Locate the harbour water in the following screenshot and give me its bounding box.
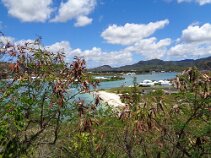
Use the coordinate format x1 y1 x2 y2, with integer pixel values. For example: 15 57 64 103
98 72 178 90
77 72 178 102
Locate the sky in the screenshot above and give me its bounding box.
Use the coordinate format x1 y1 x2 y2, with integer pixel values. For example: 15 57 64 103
0 0 211 67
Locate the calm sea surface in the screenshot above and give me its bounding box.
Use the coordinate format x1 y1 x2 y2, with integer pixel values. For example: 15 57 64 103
98 72 178 90
77 72 178 102
0 72 178 105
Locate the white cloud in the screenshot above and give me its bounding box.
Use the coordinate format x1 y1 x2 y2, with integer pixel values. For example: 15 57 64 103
70 47 132 67
169 42 211 59
46 41 72 54
168 23 211 59
126 37 171 59
46 41 132 67
2 0 53 22
2 0 96 26
182 23 211 42
177 0 211 5
74 16 93 27
101 19 169 45
101 20 171 60
51 0 96 26
101 21 211 61
0 36 14 45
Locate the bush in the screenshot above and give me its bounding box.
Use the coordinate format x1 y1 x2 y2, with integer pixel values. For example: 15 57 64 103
0 35 210 157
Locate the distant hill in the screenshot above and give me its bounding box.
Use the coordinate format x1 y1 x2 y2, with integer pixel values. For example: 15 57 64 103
90 65 113 72
89 56 211 72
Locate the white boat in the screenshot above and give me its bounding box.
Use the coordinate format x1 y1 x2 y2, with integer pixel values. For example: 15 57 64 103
94 76 108 80
139 79 172 87
139 80 154 87
158 80 171 86
126 72 136 75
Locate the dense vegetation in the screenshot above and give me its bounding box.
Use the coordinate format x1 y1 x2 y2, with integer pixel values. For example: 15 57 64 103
0 36 211 157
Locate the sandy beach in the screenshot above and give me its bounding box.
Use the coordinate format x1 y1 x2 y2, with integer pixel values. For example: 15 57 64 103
93 91 125 107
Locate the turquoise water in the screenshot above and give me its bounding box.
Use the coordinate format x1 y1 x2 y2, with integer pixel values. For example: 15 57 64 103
75 72 178 103
0 72 178 107
98 72 178 90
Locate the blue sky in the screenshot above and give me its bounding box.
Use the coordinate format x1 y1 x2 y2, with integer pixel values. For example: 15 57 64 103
0 0 211 67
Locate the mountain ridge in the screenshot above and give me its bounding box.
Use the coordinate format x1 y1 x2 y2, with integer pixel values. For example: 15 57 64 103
89 56 211 72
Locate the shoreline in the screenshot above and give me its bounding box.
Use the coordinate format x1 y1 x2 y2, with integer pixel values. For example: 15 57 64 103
92 91 125 107
92 85 179 107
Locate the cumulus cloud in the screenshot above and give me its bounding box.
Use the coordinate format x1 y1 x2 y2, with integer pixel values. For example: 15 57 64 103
101 19 169 45
70 47 132 67
169 42 211 59
2 0 53 22
74 16 93 27
46 41 132 67
126 37 171 59
101 20 211 61
2 0 96 26
181 23 211 42
177 0 211 5
46 41 72 54
101 20 171 60
51 0 96 26
168 23 211 59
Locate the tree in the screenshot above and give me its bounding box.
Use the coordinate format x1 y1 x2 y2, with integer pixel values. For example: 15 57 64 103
0 35 98 157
